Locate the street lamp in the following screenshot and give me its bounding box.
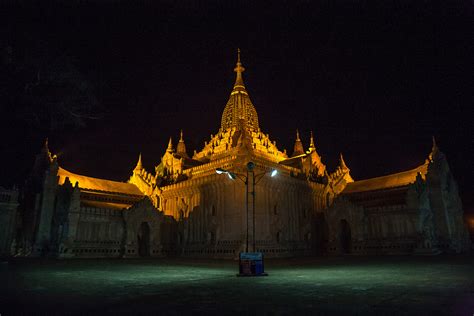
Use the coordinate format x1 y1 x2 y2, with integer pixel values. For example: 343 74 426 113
216 162 277 276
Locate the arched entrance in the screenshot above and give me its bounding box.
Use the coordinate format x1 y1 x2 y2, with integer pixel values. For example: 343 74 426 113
339 219 352 254
138 222 150 257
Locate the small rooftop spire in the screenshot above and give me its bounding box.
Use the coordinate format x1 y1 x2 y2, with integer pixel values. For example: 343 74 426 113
432 136 438 152
177 129 188 158
134 153 143 171
42 137 53 162
429 135 441 161
167 137 174 153
339 153 348 170
292 129 304 156
233 48 246 91
308 131 316 152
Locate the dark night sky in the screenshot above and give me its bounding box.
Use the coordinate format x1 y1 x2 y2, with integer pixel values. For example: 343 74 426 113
1 1 473 212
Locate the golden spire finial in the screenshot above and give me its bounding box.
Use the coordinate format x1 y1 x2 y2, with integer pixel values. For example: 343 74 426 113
177 129 188 157
309 131 316 151
339 153 348 170
429 135 440 161
432 136 438 152
134 153 143 171
42 137 53 161
167 137 174 152
292 129 304 157
233 48 246 91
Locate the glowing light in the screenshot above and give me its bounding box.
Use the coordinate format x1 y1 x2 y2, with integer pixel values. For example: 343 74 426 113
216 168 236 180
270 169 278 177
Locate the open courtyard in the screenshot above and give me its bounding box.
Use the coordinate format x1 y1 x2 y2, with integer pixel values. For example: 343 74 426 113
1 255 473 315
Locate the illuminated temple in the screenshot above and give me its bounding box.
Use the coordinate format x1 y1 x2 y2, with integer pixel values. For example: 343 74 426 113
1 51 470 258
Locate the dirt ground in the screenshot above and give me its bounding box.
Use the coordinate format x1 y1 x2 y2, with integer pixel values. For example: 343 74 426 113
1 255 473 315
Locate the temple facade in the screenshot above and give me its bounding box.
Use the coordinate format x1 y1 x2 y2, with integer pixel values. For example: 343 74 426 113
3 51 470 259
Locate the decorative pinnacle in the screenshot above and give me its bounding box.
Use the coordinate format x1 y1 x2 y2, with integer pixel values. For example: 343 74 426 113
339 153 348 170
42 137 53 162
176 129 188 157
167 137 174 152
233 48 246 91
134 153 143 171
429 135 440 161
309 131 316 151
432 136 438 152
292 129 305 157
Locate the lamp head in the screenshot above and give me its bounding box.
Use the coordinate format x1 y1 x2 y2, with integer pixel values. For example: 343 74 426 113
227 172 237 180
270 169 278 177
216 168 226 174
246 161 255 171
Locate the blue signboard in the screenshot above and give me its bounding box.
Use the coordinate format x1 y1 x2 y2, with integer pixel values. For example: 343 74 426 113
240 252 263 261
238 252 267 276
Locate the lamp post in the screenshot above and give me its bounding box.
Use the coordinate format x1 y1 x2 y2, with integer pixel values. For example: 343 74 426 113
216 162 277 276
216 166 249 251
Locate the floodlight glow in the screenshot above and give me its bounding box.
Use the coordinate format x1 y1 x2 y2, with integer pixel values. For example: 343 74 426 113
216 168 225 174
270 169 278 177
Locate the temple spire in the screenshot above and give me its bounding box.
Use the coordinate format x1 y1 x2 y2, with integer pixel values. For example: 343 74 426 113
429 135 442 161
431 136 438 153
221 49 259 131
308 131 316 152
176 130 188 158
43 137 49 152
134 153 143 171
167 137 174 153
42 137 53 162
233 48 246 92
292 129 304 156
339 153 349 170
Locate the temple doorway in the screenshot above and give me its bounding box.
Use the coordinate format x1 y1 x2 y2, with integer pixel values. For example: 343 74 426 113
314 213 329 255
138 222 150 257
339 219 352 254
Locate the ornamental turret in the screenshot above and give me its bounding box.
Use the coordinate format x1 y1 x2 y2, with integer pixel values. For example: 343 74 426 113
220 49 259 132
292 129 304 157
429 136 442 162
176 130 188 158
307 131 316 153
133 153 143 173
166 137 174 153
306 131 326 177
338 153 349 172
